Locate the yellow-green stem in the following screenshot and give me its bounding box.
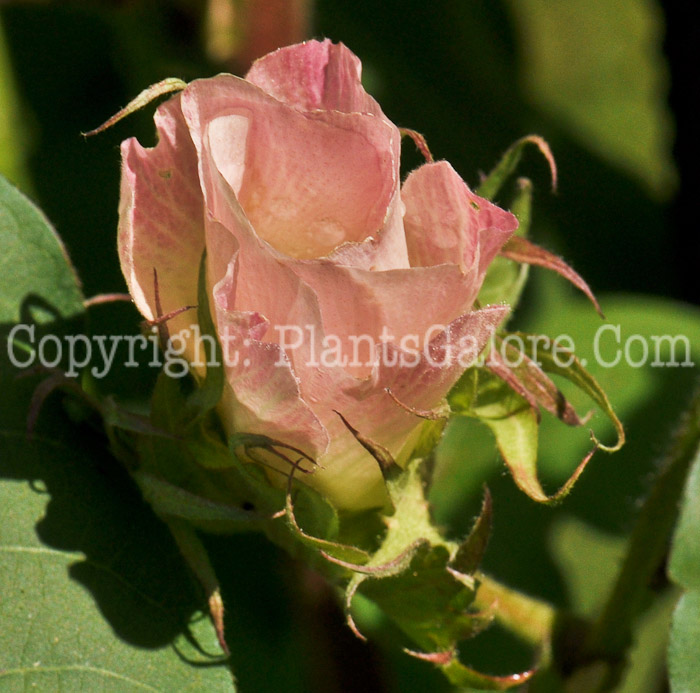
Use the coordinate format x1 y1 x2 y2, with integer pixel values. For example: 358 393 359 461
474 572 557 653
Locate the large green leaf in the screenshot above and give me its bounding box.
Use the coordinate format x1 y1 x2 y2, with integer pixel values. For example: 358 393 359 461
0 176 235 691
0 175 83 322
668 592 700 693
668 438 700 692
506 0 676 198
0 437 234 692
668 429 700 592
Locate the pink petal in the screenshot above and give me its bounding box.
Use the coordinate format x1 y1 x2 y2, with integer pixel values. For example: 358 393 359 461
193 134 334 462
118 94 204 344
288 260 481 378
211 261 329 460
359 304 510 441
324 191 410 272
304 305 510 509
204 218 329 460
182 75 398 260
246 40 408 271
245 39 386 119
200 161 331 410
191 128 487 510
402 161 518 278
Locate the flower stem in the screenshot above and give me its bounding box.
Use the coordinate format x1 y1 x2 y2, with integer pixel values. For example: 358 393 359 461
474 572 557 652
579 381 700 689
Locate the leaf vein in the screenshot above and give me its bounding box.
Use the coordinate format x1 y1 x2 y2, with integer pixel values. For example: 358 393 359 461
0 664 161 691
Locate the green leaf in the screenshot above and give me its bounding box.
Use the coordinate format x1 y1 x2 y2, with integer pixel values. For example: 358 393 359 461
0 174 84 323
132 413 283 534
514 280 700 496
133 471 265 527
668 424 700 693
396 417 447 471
480 398 541 497
668 421 700 592
0 429 234 692
336 458 533 688
488 336 583 426
0 179 234 690
669 592 700 693
285 484 371 567
507 0 676 198
483 399 591 504
341 464 533 689
449 367 526 420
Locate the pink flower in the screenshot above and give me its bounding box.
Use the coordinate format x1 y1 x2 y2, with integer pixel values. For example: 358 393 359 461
118 40 517 510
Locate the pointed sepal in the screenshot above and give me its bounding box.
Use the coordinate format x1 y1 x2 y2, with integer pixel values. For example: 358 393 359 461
83 78 187 136
477 134 557 201
449 368 598 503
499 236 604 318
